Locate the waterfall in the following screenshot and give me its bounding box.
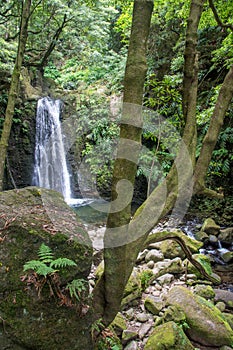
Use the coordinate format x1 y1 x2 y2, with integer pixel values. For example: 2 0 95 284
32 97 71 200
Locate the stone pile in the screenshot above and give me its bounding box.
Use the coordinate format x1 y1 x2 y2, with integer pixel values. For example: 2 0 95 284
89 219 233 350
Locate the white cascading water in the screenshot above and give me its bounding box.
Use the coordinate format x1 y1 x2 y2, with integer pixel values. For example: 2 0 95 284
32 97 71 200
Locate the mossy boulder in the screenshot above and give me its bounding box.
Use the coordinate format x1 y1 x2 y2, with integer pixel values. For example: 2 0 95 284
111 312 127 335
158 239 186 259
193 284 215 300
144 296 164 315
201 217 220 235
0 187 93 350
166 286 233 347
144 321 195 350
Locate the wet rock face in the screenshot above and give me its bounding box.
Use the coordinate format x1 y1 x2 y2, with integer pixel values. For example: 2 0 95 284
0 187 93 350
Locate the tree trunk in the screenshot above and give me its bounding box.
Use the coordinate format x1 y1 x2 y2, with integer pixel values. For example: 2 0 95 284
93 0 154 326
182 0 206 165
194 64 233 196
93 0 211 328
0 0 31 191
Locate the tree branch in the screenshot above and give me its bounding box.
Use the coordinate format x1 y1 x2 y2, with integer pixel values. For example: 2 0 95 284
143 230 220 284
209 0 233 32
194 64 233 195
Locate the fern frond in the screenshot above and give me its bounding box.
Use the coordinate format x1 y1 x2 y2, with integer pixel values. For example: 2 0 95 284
38 243 54 263
50 258 77 269
23 260 45 272
66 279 87 301
23 261 56 277
36 265 56 277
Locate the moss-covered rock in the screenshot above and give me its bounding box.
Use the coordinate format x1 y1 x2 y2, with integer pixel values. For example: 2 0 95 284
158 239 186 259
111 312 127 335
124 268 142 297
193 284 215 300
201 217 220 235
0 187 93 350
144 321 195 350
166 286 233 347
144 296 164 315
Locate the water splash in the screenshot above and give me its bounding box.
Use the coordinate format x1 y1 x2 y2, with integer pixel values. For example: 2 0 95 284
32 97 71 200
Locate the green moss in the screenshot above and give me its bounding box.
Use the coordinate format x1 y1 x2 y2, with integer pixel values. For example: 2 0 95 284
144 321 195 350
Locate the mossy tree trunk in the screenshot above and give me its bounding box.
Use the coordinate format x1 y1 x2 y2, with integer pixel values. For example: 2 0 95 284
93 0 154 326
0 0 31 191
194 64 233 197
93 0 232 328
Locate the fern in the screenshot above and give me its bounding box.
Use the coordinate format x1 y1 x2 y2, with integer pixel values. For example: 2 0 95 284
23 260 56 276
50 257 77 269
37 243 54 263
35 264 56 277
66 279 87 301
22 244 87 306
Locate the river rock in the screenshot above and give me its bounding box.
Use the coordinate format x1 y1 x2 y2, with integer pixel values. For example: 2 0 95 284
220 251 233 263
223 313 233 329
216 302 226 312
166 286 233 346
201 217 220 235
193 284 215 300
195 229 209 242
155 240 186 259
111 313 127 335
214 289 233 307
144 296 164 315
124 268 142 297
144 321 195 350
218 227 233 245
157 273 174 286
153 257 184 278
124 340 138 350
0 187 93 350
145 249 164 263
122 328 138 344
138 321 153 339
136 312 149 322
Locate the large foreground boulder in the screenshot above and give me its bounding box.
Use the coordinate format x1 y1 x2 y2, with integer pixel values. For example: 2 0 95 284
166 286 233 347
0 187 93 350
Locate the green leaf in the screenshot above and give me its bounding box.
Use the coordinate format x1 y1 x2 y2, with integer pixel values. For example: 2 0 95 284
50 257 77 269
38 243 54 263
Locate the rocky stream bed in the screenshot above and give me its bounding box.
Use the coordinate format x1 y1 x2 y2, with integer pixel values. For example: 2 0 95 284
87 216 233 350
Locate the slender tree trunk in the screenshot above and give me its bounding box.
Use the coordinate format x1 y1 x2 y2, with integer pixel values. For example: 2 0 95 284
93 0 154 326
194 64 233 196
0 0 31 191
93 0 209 328
182 0 206 164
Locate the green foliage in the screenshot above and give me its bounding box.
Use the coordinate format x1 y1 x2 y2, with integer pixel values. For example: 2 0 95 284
177 319 190 330
37 243 54 263
76 92 120 192
22 243 87 306
24 243 78 277
66 278 88 301
139 270 153 290
144 75 182 123
0 35 17 72
96 332 122 350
